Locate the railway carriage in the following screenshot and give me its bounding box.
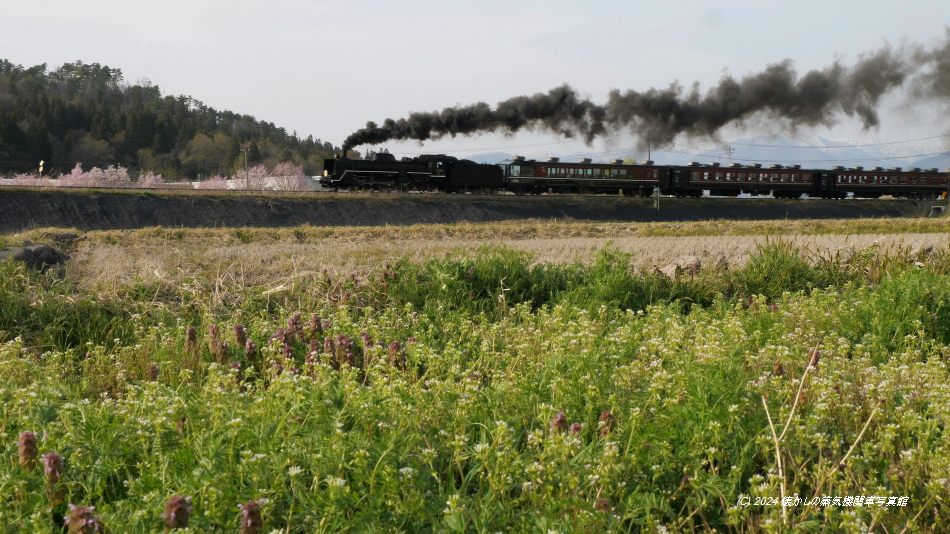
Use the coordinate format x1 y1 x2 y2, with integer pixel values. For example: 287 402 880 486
673 162 820 198
823 166 948 199
498 156 670 196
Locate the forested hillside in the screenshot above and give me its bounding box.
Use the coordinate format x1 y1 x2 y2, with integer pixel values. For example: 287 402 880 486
0 60 340 179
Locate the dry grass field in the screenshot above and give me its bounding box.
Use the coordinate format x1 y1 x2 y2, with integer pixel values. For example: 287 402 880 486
5 217 947 290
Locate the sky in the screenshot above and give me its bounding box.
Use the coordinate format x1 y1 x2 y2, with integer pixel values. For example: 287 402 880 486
2 0 949 162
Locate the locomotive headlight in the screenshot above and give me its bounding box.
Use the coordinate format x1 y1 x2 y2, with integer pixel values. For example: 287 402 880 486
324 170 328 177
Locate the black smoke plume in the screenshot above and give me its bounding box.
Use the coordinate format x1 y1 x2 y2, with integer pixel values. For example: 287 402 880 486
343 32 950 152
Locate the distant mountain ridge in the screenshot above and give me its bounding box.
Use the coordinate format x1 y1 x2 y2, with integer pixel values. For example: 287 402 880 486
466 135 950 170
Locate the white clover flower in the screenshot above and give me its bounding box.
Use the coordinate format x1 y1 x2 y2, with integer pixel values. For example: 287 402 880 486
288 466 304 477
399 467 416 478
325 476 347 487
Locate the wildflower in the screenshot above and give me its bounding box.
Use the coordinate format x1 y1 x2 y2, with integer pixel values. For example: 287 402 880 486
184 326 199 354
238 498 266 534
551 412 568 433
288 466 304 477
64 504 105 534
325 476 347 488
234 324 248 348
598 411 615 437
569 423 583 435
245 340 257 361
388 341 405 370
209 324 226 363
808 349 820 369
288 312 302 332
148 365 160 381
43 452 64 484
594 498 610 513
18 431 37 470
399 467 416 478
773 361 784 376
162 495 193 530
361 332 374 351
308 314 323 337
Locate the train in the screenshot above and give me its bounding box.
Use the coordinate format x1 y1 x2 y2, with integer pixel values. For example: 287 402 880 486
321 152 949 199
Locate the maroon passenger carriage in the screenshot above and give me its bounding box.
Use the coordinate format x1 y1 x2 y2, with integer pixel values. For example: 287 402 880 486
820 166 949 199
669 162 820 198
497 156 670 196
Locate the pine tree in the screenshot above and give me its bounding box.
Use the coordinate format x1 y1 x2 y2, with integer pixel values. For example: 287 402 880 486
248 141 262 164
225 136 240 173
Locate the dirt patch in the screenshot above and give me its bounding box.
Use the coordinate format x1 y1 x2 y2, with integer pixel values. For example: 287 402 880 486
0 189 933 232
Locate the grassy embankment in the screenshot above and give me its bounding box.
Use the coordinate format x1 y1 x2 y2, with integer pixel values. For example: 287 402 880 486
1 220 950 532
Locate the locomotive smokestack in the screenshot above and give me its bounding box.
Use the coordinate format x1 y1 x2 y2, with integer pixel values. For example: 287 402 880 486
344 32 950 151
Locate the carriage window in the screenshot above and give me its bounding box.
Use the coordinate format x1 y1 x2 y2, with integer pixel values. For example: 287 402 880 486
653 170 658 178
592 168 601 177
692 171 701 180
859 176 866 183
714 172 723 181
921 177 929 185
726 173 733 181
911 177 918 185
703 172 710 181
747 173 756 181
611 169 619 177
899 177 907 184
738 173 746 181
770 173 778 182
510 165 521 177
838 176 845 183
780 174 788 182
791 174 799 182
619 169 627 177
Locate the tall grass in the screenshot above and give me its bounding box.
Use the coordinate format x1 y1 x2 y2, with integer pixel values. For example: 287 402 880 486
1 242 950 531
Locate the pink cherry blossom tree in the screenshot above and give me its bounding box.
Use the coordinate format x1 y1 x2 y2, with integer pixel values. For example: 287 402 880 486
270 162 307 191
136 171 164 188
197 175 230 190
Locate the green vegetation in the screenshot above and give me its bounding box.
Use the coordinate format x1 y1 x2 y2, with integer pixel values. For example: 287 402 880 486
0 60 338 178
2 242 950 531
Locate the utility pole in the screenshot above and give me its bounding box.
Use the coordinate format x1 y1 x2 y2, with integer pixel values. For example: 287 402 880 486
723 145 735 165
240 148 250 190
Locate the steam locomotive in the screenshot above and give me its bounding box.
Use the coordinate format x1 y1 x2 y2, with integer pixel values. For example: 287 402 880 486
321 152 949 199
